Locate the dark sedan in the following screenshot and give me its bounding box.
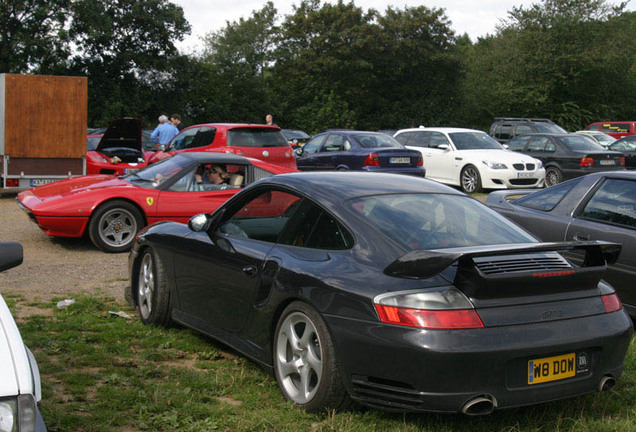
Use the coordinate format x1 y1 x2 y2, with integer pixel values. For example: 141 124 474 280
508 133 625 186
127 172 632 414
295 131 425 176
486 171 636 317
609 135 636 168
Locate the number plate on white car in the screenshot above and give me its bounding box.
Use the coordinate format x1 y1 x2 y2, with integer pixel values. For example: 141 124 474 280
517 172 534 178
390 157 410 164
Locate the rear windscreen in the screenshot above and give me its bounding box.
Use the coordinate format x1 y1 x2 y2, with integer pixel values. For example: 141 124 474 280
227 128 289 147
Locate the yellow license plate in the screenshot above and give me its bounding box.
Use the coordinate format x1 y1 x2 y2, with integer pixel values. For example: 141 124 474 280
528 353 576 385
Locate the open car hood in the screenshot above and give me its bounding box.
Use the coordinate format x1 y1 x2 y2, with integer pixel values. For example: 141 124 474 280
96 117 143 152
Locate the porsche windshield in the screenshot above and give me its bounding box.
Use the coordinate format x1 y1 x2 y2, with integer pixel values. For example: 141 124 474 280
449 132 503 150
123 156 190 189
349 193 535 251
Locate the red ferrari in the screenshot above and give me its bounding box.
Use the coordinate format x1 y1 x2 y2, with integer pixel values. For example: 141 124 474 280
16 153 295 252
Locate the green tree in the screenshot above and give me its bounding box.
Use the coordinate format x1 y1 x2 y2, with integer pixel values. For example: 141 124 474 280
0 0 69 72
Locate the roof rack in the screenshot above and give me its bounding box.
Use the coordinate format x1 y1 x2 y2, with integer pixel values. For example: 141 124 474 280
494 117 554 123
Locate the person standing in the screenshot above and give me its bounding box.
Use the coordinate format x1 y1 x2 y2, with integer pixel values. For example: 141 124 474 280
170 113 184 131
265 114 275 126
151 115 179 150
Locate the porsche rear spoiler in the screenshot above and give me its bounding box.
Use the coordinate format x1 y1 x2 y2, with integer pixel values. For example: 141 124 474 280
384 241 620 280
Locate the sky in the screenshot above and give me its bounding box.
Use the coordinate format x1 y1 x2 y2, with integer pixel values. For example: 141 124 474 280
171 0 635 53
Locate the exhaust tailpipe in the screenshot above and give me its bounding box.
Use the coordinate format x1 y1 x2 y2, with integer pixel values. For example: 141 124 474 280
461 395 497 416
599 375 616 392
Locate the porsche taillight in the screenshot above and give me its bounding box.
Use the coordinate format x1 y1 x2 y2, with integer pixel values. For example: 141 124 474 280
602 293 622 313
373 288 484 329
363 153 380 166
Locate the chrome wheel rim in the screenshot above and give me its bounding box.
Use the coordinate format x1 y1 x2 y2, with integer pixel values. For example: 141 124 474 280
275 312 322 404
462 167 479 193
138 252 154 319
546 169 560 186
98 208 138 248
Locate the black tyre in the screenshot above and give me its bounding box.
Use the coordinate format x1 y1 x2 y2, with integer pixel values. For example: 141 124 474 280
273 301 351 413
136 248 172 327
88 200 144 252
460 165 482 194
545 167 562 187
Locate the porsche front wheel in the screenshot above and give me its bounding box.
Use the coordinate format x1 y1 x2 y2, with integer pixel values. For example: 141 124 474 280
273 302 350 413
89 200 144 253
137 248 172 326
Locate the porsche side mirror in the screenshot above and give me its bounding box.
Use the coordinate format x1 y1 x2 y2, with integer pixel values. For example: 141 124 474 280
188 213 211 232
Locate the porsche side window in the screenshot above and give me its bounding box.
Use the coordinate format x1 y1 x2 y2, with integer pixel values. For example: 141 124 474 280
515 178 580 212
279 202 353 250
218 190 302 242
580 179 636 228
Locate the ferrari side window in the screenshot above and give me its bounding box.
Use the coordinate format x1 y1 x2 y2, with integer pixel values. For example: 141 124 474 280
580 179 636 228
218 190 302 243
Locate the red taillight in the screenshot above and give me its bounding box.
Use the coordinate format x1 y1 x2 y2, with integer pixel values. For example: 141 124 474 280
6 179 19 187
580 157 594 167
602 293 622 313
363 153 380 166
620 157 625 166
532 270 575 277
417 155 423 166
375 305 484 329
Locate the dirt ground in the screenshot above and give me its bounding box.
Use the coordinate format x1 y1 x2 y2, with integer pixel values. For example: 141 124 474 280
0 195 129 302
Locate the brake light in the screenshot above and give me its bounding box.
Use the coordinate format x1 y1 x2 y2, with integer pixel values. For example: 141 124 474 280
620 157 625 166
601 293 622 313
373 288 483 329
6 179 19 187
417 155 423 166
375 305 484 329
363 153 380 166
580 157 594 167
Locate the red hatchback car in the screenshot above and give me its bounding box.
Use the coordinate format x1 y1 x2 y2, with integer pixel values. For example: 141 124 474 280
148 123 297 170
586 121 636 140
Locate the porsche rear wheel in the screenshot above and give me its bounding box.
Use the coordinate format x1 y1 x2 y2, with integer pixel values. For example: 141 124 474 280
273 302 351 413
89 200 144 253
137 248 172 326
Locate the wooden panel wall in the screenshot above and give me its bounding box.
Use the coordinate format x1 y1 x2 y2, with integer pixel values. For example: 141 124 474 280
3 74 87 158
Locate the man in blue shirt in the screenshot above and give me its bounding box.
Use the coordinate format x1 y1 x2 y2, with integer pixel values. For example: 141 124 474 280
151 115 179 150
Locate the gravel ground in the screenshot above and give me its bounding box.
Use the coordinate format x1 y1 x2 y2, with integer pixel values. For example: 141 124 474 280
0 195 129 302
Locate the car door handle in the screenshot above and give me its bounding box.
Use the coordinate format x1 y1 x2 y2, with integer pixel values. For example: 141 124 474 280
574 234 590 241
242 266 258 277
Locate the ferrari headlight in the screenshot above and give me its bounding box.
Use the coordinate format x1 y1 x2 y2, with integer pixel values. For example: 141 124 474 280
89 153 108 163
482 160 507 170
0 395 36 432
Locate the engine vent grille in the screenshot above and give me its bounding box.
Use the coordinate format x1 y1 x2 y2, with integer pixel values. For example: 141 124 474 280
350 375 425 410
473 253 572 275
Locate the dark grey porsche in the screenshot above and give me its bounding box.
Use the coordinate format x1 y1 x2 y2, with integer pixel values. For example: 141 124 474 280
127 172 633 415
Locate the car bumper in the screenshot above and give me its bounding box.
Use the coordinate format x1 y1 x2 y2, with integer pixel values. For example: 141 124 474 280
361 167 426 177
481 167 545 190
325 309 633 413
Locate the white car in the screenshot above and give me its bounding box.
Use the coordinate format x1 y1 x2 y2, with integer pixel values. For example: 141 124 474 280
0 242 47 432
394 127 545 193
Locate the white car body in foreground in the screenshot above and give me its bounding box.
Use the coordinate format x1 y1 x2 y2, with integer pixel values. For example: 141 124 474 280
0 242 46 432
394 127 546 193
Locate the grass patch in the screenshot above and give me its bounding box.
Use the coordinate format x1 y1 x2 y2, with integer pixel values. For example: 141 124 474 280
10 295 636 432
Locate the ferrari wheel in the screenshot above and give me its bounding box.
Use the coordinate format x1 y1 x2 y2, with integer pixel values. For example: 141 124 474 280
89 200 144 253
273 302 350 413
545 167 562 187
137 248 172 326
461 165 482 194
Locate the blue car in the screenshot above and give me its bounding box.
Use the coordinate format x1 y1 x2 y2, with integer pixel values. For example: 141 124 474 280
295 130 425 176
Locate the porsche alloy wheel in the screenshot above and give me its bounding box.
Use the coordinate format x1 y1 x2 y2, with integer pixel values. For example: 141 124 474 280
461 165 482 194
545 167 562 187
137 251 155 321
273 302 350 412
137 248 172 326
89 200 144 253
